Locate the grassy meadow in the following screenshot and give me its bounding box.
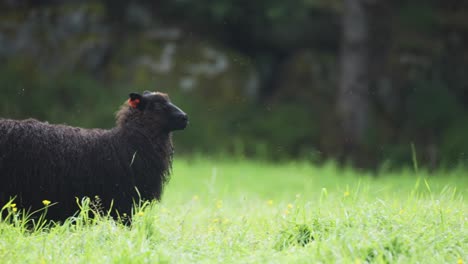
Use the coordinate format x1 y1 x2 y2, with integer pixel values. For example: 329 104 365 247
0 158 467 263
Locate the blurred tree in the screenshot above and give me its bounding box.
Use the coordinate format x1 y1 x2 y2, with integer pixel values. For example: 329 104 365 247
337 0 370 166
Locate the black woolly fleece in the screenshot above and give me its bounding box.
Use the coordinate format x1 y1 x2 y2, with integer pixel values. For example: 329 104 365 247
0 92 185 221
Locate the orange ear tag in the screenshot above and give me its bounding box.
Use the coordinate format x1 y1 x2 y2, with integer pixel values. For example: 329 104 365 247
128 98 140 108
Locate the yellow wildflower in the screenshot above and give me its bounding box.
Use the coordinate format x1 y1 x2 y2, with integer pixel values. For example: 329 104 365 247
12 207 17 213
287 203 294 209
212 218 220 223
137 211 144 217
344 191 350 197
216 200 223 209
10 203 16 208
458 258 463 264
42 200 51 206
267 200 274 205
192 195 199 201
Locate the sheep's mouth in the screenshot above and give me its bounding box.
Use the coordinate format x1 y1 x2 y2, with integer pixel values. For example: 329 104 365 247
170 115 189 131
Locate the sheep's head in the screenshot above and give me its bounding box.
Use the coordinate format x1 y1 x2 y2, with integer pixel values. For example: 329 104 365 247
120 91 188 132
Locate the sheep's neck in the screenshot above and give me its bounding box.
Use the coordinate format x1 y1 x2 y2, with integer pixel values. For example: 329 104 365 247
115 125 171 149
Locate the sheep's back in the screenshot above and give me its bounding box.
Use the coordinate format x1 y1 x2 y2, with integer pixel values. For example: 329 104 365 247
0 119 117 216
1 118 105 175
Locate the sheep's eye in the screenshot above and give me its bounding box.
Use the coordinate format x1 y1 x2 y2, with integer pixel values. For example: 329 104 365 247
150 100 167 110
152 102 162 109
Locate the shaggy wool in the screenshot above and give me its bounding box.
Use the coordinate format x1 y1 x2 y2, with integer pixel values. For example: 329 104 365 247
0 91 187 221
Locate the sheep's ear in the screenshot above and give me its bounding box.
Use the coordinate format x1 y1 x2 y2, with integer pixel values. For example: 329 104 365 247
128 93 143 109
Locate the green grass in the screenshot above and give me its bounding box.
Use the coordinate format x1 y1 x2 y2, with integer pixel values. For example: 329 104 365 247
1 158 467 263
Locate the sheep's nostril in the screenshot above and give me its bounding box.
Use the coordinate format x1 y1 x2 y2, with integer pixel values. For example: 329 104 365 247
177 114 188 122
170 113 188 130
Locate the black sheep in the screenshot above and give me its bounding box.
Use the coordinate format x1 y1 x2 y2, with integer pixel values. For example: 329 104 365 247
0 91 188 221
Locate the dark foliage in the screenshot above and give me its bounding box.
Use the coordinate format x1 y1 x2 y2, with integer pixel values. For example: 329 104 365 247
0 91 188 221
2 1 468 169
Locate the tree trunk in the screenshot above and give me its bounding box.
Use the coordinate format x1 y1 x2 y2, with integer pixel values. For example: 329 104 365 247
337 0 370 165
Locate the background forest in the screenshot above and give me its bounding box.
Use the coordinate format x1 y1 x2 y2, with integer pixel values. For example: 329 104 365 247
1 0 468 169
